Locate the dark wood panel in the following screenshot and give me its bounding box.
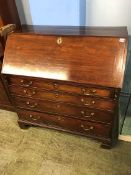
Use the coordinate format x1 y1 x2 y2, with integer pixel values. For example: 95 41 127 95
18 109 111 138
0 0 21 111
2 33 127 88
7 75 116 98
0 16 4 27
0 0 21 30
12 96 114 124
0 79 11 105
0 61 14 111
9 86 116 111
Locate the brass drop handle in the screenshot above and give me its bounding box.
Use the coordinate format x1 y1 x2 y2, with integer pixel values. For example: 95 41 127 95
29 114 40 121
53 83 59 89
26 101 38 108
81 98 95 106
82 88 96 96
55 93 59 98
57 37 62 45
81 111 95 118
81 124 94 131
58 116 62 121
23 89 36 97
20 80 33 87
57 116 64 121
58 117 61 121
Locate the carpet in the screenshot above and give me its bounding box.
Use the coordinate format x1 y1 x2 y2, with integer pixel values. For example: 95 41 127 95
0 109 131 175
122 116 131 135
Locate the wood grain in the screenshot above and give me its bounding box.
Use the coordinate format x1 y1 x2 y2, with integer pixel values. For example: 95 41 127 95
2 26 128 148
17 109 111 138
6 75 116 98
10 87 116 111
0 61 14 111
0 0 21 30
2 30 128 88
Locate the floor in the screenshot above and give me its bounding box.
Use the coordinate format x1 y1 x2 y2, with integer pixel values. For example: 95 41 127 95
119 94 131 136
0 109 131 175
122 116 131 135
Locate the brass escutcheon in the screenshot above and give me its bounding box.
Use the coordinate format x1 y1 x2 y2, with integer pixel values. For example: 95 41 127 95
23 89 36 96
20 80 33 87
81 124 94 131
29 114 40 121
57 37 62 45
81 111 95 118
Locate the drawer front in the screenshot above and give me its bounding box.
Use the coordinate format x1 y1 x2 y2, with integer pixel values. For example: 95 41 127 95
9 85 115 111
6 76 116 99
18 109 111 138
13 96 113 124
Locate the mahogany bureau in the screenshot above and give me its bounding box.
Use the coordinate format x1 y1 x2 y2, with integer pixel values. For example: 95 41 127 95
2 26 128 148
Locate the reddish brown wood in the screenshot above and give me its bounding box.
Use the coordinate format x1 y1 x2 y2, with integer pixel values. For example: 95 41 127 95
2 26 128 148
2 31 127 88
0 0 21 111
8 85 116 106
11 95 114 124
0 78 10 105
0 16 4 27
0 0 21 30
9 86 116 111
18 121 30 129
0 44 3 58
17 109 111 138
0 61 14 111
7 75 117 99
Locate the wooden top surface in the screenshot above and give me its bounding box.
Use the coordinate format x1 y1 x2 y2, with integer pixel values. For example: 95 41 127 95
21 25 128 38
2 26 128 88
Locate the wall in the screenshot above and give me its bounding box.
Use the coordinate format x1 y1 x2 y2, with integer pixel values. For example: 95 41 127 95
86 0 131 35
16 0 131 34
15 0 86 26
86 0 131 92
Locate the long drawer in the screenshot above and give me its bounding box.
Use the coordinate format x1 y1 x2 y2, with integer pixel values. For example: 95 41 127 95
12 96 113 124
9 86 115 111
6 75 116 99
18 109 111 138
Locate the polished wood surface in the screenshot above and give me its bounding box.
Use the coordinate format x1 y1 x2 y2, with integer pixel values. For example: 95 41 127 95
10 87 115 111
6 75 116 98
2 30 127 88
18 109 111 138
12 95 115 116
2 26 128 148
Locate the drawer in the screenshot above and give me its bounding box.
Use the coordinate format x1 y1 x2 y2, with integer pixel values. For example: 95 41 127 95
6 75 116 99
9 86 116 111
13 96 113 124
18 109 111 138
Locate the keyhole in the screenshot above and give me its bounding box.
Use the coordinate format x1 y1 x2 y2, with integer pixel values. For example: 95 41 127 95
57 37 62 45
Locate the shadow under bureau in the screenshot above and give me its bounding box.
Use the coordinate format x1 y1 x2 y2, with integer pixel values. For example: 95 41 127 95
2 26 128 148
